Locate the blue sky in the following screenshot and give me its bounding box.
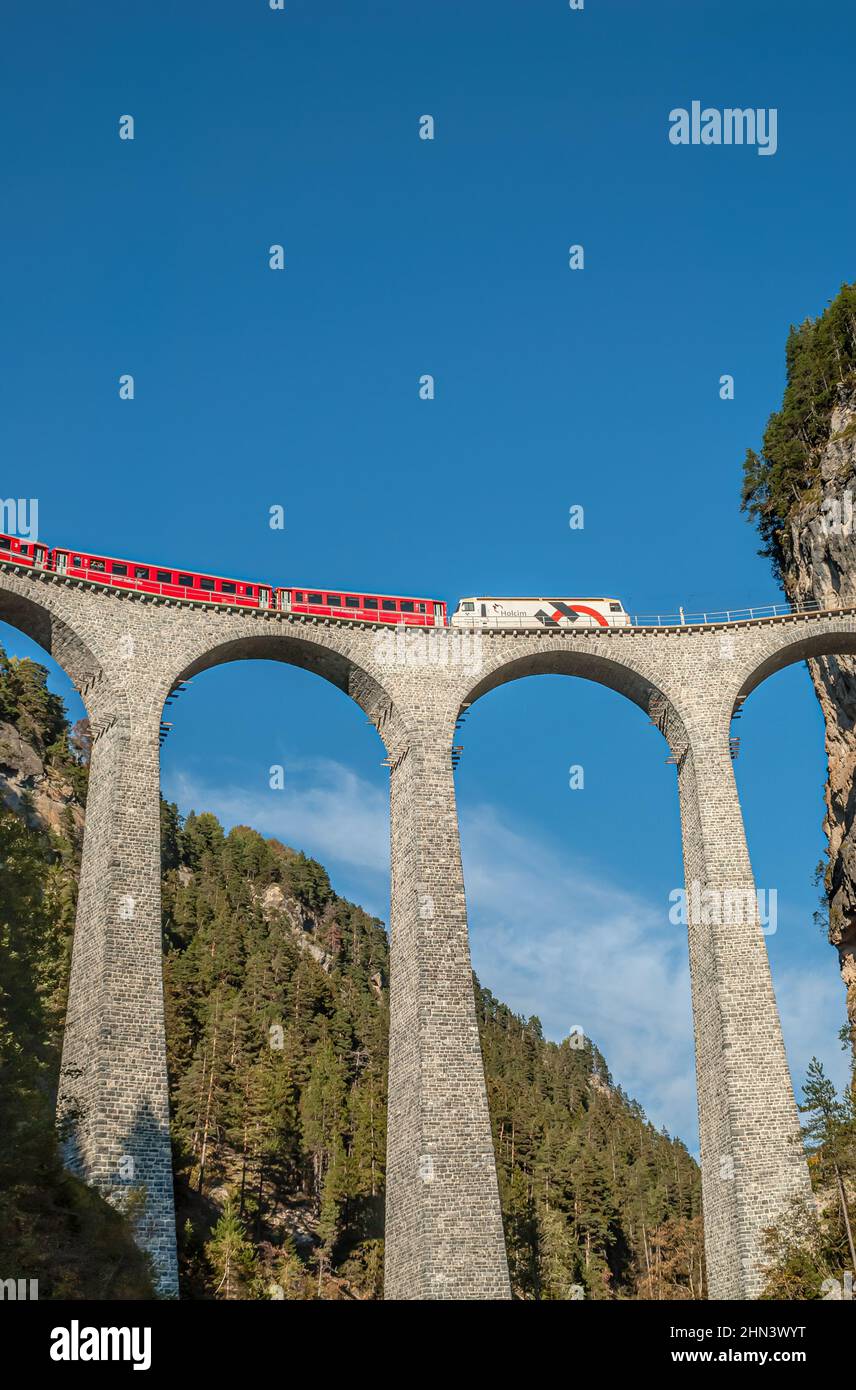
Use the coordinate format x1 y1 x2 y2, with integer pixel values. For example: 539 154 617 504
2 0 854 1146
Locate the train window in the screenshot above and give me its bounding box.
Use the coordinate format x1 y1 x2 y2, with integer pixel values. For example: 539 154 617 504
0 538 9 549
112 563 128 576
326 595 341 606
345 596 360 607
90 559 105 572
309 593 323 604
221 582 236 594
382 600 396 611
179 575 193 587
134 567 150 579
364 597 378 609
73 557 81 565
156 570 172 583
417 603 426 613
246 587 254 595
461 602 474 611
294 591 305 602
400 601 414 612
609 602 622 612
200 578 215 591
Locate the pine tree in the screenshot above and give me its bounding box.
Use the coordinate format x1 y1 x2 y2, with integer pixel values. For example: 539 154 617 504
538 1206 582 1299
205 1199 258 1299
799 1057 856 1273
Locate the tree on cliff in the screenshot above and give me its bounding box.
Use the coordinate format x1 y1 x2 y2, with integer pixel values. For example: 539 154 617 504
761 1056 856 1298
742 284 856 1063
800 1058 856 1275
741 282 856 580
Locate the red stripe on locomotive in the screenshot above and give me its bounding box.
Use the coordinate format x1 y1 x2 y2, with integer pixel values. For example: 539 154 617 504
555 603 609 628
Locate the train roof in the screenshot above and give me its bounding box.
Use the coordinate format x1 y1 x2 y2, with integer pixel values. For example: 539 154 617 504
49 546 443 601
291 587 444 602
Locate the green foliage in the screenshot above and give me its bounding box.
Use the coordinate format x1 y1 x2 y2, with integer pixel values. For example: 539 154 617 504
162 810 388 1297
204 1199 259 1299
741 282 856 580
0 650 68 754
0 640 89 805
760 1199 840 1300
761 1055 856 1298
477 984 704 1299
800 1055 855 1163
0 806 152 1296
271 1236 310 1299
280 850 333 912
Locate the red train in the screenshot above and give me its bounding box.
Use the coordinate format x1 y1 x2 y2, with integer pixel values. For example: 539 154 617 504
0 534 447 626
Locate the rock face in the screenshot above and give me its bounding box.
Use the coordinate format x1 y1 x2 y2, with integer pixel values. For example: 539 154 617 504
260 881 334 971
779 383 856 1047
0 718 84 841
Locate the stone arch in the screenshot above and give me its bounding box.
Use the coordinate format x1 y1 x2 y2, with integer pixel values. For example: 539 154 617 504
0 576 111 720
159 627 410 755
720 616 856 1122
715 617 856 737
453 642 692 761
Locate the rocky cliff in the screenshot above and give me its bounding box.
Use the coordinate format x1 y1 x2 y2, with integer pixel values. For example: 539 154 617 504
742 286 856 1049
0 718 84 840
779 386 856 1049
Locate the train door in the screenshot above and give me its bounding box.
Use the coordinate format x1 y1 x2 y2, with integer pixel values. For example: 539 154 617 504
54 550 68 573
258 586 272 609
277 589 291 612
33 545 46 568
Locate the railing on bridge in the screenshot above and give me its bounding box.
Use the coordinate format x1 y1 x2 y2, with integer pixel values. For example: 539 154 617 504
629 600 825 627
450 599 839 630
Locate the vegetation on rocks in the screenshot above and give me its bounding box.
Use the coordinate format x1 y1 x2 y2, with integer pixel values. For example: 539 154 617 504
741 282 856 581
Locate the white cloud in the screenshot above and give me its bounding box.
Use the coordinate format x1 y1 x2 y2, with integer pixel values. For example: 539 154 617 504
460 805 697 1144
163 756 390 905
775 966 851 1099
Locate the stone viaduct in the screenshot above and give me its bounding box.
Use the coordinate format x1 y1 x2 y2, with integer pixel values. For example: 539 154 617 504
0 559 851 1300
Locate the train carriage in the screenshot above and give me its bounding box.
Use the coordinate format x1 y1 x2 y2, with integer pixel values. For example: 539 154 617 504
40 543 445 622
449 596 631 628
50 548 271 608
276 588 446 626
0 533 48 568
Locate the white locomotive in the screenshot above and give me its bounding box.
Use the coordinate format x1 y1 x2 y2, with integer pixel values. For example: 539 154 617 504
449 596 631 628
